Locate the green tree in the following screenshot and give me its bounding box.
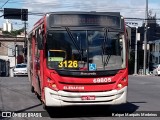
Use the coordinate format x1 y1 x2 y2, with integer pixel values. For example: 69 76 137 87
2 28 25 37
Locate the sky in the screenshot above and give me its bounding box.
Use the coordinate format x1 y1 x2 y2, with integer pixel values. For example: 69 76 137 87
0 0 160 31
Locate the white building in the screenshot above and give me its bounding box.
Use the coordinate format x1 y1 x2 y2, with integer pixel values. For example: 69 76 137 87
149 40 160 69
3 20 13 32
8 21 12 32
3 22 7 31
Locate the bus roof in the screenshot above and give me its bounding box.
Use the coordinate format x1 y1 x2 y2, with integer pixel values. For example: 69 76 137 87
45 11 120 15
33 11 121 26
29 11 122 36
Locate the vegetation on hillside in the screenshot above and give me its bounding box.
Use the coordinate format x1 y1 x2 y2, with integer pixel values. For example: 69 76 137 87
2 28 25 37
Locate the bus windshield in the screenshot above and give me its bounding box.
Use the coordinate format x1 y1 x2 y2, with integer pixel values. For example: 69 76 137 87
46 29 126 71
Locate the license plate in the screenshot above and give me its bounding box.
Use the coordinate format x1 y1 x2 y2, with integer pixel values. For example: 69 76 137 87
81 96 96 100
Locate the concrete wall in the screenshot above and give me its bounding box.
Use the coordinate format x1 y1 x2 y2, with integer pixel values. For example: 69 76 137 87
0 40 24 68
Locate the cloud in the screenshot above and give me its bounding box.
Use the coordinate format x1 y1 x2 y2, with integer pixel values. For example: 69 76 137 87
23 0 60 12
2 0 159 31
21 0 160 29
23 0 148 17
149 2 160 17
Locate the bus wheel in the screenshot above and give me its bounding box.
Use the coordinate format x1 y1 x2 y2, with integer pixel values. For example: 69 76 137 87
31 85 34 93
42 102 48 110
36 93 41 100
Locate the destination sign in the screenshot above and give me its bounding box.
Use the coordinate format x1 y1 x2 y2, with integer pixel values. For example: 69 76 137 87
49 14 121 28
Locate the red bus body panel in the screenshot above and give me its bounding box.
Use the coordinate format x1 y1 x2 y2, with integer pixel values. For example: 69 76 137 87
28 12 128 106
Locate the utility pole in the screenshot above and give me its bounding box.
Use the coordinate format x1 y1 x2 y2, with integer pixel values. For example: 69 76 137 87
15 44 18 65
143 0 148 75
126 22 139 75
24 21 27 63
134 27 138 75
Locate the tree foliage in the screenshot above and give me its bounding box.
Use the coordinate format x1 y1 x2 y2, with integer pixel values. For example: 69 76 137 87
2 27 25 36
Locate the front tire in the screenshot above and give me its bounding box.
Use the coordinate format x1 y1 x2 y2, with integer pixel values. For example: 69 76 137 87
31 85 34 93
42 102 48 110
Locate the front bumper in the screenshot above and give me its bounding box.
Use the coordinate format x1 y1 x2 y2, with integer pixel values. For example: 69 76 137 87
13 72 28 76
44 86 127 106
157 71 160 75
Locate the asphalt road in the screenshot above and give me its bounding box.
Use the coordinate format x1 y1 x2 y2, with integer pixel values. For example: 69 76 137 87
0 75 160 120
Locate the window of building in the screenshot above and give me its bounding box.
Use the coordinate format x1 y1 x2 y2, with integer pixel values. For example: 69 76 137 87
156 44 159 52
156 57 158 63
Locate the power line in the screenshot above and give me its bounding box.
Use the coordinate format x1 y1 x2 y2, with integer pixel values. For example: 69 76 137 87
1 0 160 13
125 17 160 21
0 14 4 17
0 1 158 14
0 0 10 9
0 1 148 11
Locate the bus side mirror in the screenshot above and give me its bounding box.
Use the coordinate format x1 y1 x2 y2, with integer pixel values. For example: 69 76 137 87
37 29 44 50
35 59 40 70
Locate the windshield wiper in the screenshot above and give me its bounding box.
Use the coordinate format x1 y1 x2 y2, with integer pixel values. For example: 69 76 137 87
65 27 83 60
102 28 112 69
102 28 108 69
102 27 122 69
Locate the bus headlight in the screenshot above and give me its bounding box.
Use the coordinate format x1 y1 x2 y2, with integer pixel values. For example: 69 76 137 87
117 83 122 88
47 77 58 90
116 77 127 89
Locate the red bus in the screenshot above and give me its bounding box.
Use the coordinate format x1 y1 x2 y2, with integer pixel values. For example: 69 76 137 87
27 12 128 108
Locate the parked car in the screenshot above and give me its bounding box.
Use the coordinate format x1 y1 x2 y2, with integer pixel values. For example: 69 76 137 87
153 64 160 76
13 63 28 77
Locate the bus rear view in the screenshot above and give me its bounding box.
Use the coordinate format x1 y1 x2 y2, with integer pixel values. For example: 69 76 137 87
27 12 128 107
